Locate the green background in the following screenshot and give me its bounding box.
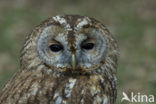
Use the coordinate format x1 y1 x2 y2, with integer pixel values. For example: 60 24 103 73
0 0 155 104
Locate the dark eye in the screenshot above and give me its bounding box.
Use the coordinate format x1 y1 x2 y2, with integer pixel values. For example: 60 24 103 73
49 44 63 52
81 43 94 50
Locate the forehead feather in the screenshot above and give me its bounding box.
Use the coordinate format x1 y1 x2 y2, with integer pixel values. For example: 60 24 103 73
52 15 71 31
52 15 92 31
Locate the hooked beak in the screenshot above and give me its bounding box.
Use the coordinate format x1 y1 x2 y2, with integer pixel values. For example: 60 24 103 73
72 53 76 70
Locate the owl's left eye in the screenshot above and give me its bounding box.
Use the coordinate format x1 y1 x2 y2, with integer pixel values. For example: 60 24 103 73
81 43 94 50
49 44 63 52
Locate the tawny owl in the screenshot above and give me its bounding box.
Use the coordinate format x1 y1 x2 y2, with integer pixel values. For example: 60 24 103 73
0 15 119 104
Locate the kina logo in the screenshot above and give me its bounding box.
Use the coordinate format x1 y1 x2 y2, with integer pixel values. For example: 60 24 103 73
121 92 155 103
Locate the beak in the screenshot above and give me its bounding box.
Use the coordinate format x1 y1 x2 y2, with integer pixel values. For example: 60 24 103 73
72 53 76 70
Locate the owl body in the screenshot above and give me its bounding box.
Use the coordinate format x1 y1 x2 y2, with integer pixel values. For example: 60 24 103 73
0 69 116 104
0 15 118 104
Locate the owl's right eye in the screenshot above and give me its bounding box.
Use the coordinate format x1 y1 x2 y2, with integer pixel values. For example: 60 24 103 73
49 44 63 52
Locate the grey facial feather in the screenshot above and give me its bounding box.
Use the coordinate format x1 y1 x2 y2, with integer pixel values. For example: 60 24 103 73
37 25 107 71
37 26 71 68
76 29 107 69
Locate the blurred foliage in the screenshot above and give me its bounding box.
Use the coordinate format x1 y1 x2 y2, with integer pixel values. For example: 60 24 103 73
0 0 156 103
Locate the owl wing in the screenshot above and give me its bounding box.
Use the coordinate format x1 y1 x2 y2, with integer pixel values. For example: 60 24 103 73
0 69 57 104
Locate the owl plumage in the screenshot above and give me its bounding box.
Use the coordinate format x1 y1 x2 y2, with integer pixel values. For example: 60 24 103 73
0 15 119 104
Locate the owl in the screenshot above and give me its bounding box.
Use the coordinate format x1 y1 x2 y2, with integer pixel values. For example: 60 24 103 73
0 15 119 104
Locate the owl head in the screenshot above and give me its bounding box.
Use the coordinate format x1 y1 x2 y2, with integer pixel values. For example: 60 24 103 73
21 15 118 75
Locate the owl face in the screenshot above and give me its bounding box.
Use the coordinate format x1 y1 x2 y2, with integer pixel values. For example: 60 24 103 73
36 15 109 73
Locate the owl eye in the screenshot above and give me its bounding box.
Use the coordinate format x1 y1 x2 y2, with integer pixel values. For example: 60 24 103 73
49 44 63 52
81 43 94 50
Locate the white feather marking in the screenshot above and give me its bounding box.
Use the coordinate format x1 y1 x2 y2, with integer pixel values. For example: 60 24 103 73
53 16 66 24
30 83 39 95
25 42 31 49
91 86 98 96
37 65 44 71
97 96 102 103
27 62 34 69
32 87 38 95
56 64 65 68
64 79 77 98
103 95 108 104
107 57 114 64
68 79 77 88
55 96 62 104
81 99 84 104
114 76 117 81
54 93 59 99
53 16 72 30
75 18 88 30
81 89 85 94
62 100 67 104
31 41 36 46
99 76 104 83
85 63 92 68
93 95 102 104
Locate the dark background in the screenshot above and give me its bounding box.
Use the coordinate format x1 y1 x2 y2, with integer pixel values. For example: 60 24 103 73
0 0 155 104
